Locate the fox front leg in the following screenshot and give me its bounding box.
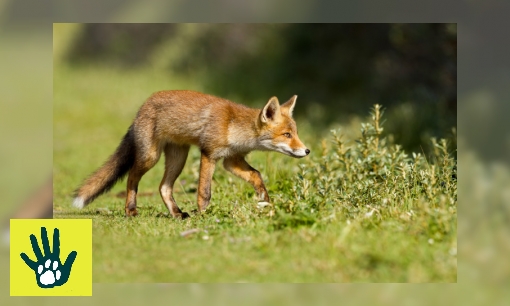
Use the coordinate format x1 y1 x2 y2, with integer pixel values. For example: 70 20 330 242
223 156 270 203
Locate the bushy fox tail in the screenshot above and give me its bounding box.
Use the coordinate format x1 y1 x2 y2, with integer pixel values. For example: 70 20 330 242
72 126 136 208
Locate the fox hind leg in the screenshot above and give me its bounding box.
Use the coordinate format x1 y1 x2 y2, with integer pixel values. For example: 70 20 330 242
125 144 162 216
160 143 190 219
197 152 217 212
223 155 270 203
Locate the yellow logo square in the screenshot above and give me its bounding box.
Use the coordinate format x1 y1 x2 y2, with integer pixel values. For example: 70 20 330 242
10 219 92 296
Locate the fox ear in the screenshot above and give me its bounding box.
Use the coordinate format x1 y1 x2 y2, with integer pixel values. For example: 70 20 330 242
260 96 281 123
281 95 297 118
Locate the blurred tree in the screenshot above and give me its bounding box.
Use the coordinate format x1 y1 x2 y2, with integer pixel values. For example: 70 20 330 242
66 24 176 67
64 23 456 153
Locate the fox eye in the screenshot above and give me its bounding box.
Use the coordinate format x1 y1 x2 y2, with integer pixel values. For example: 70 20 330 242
283 133 292 138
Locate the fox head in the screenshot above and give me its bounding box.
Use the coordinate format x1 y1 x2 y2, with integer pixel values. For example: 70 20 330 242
257 95 310 158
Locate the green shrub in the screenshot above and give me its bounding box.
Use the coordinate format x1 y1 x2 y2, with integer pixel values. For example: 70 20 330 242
269 104 457 245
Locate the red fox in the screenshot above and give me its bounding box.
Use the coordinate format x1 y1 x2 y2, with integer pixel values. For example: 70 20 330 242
73 90 309 218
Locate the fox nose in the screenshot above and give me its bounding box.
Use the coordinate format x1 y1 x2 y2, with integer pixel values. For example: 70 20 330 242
305 149 310 155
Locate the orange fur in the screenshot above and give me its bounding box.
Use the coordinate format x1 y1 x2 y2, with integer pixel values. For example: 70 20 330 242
73 90 309 218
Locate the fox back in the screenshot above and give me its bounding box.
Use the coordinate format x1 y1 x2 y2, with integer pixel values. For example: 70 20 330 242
134 90 308 159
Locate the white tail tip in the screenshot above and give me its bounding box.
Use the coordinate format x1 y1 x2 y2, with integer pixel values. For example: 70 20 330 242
72 197 85 209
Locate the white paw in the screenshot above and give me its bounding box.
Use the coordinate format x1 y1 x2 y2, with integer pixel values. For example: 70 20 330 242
37 259 61 285
257 201 271 208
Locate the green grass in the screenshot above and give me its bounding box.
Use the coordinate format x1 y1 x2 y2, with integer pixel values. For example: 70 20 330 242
54 65 457 283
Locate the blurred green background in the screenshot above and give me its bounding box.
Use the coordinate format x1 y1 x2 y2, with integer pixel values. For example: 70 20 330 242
55 23 456 154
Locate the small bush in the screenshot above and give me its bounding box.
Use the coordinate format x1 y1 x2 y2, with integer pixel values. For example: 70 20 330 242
269 104 457 245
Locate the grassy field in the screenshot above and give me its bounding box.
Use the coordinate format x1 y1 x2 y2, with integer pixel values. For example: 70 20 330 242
53 65 457 283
